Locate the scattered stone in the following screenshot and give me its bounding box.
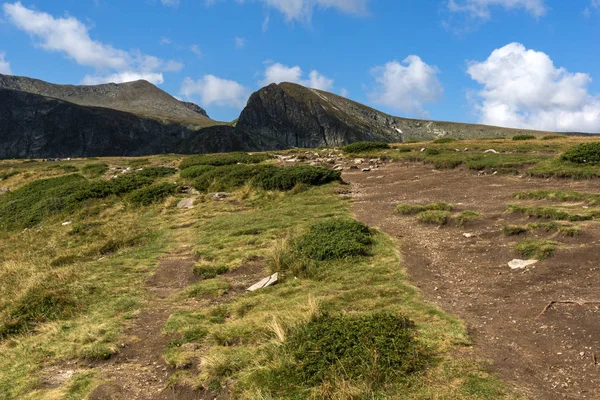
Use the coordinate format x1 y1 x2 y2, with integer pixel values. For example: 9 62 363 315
354 158 365 165
484 149 499 154
62 221 72 226
211 192 231 200
349 165 359 170
362 168 371 172
177 197 197 209
420 148 426 152
463 233 475 238
333 164 344 171
0 188 9 195
508 259 539 270
247 273 279 292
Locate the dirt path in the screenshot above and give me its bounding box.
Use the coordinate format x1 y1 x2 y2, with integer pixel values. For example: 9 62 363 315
345 162 600 400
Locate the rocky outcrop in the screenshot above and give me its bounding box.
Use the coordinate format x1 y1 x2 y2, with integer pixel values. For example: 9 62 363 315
236 82 551 146
0 89 253 158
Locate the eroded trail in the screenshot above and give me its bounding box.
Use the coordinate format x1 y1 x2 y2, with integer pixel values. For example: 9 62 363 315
345 162 600 400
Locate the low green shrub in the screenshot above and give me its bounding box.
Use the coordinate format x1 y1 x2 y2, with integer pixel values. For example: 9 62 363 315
416 210 452 225
514 240 557 260
425 148 441 156
433 138 457 144
180 165 215 179
558 225 581 237
254 166 341 191
285 312 423 386
397 147 412 153
193 265 229 279
396 203 453 215
512 135 536 141
561 142 600 165
135 166 177 178
81 163 109 178
507 205 593 221
193 164 273 192
541 135 565 140
293 219 373 261
343 142 390 153
128 158 150 168
179 153 269 170
128 183 178 206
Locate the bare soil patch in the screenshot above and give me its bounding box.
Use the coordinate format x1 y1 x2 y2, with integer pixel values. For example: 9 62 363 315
345 163 600 400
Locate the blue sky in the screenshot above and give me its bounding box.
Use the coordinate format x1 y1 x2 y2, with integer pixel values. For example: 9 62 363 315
1 1 599 132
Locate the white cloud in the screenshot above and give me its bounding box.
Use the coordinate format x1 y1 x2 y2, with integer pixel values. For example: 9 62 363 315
368 56 443 117
82 72 165 85
0 52 11 75
2 2 182 85
261 63 334 91
467 42 600 133
190 44 202 57
180 75 249 108
160 36 172 45
161 0 180 6
240 0 367 21
447 0 547 19
339 88 349 97
262 15 270 32
235 36 246 49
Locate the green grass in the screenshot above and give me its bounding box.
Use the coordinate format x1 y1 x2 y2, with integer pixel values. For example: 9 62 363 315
179 152 270 170
514 240 557 260
128 182 179 206
528 158 600 179
507 205 595 221
513 190 600 206
343 142 390 153
417 210 453 225
433 138 457 144
396 202 453 215
81 163 109 178
503 225 528 236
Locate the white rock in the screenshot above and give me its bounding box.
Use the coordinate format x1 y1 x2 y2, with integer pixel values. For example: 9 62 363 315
362 168 371 172
247 273 279 292
177 197 196 209
508 259 538 270
463 233 475 238
354 159 365 165
484 149 499 154
62 221 72 226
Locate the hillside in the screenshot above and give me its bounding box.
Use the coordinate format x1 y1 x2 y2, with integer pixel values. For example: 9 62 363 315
0 89 254 158
236 82 553 148
0 74 218 127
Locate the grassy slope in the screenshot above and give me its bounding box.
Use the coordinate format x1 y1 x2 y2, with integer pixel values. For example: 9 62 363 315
9 137 600 397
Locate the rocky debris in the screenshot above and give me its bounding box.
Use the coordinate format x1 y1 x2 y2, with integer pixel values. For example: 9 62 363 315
485 149 500 154
177 197 197 209
211 192 231 200
62 221 72 226
508 259 539 270
247 273 279 292
333 164 344 171
463 233 476 238
180 186 199 195
354 159 365 165
362 168 371 172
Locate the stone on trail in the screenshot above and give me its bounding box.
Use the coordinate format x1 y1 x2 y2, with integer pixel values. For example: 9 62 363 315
463 233 475 238
484 149 499 154
508 259 539 270
177 197 196 209
247 273 279 292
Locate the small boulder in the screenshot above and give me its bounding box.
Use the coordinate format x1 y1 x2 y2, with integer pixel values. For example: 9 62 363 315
247 273 279 292
62 221 72 226
362 168 371 172
212 192 231 200
508 259 538 270
177 197 196 209
484 149 499 154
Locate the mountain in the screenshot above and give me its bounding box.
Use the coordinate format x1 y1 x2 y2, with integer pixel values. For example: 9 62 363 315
236 82 551 148
0 88 254 159
0 75 569 159
0 74 215 126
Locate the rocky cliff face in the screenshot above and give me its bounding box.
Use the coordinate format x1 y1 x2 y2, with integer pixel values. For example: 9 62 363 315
0 89 252 158
236 83 550 146
0 74 213 125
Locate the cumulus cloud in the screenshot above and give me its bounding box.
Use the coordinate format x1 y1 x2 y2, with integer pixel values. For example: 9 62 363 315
180 75 249 108
240 0 368 21
261 63 334 91
467 42 600 133
0 52 11 75
82 72 165 85
2 2 182 85
447 0 547 19
368 56 443 117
